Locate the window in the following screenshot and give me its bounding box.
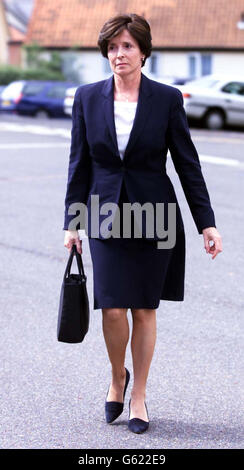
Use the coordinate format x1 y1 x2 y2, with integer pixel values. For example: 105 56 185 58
188 53 212 79
222 82 244 95
201 55 212 75
104 58 111 74
23 83 46 96
189 55 197 79
150 55 158 74
46 85 68 99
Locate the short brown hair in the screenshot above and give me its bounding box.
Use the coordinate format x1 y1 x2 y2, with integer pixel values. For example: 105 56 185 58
97 13 152 68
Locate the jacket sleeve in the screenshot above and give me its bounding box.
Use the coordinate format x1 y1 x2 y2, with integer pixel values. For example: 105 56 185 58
63 87 91 230
166 87 216 234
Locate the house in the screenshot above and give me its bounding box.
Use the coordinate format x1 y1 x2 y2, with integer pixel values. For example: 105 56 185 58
0 0 9 64
0 0 34 66
25 0 244 83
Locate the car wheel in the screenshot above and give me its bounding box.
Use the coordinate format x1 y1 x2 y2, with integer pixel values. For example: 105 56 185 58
35 109 50 119
204 109 225 130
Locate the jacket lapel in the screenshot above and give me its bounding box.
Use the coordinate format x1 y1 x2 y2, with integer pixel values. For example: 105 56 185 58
101 72 153 163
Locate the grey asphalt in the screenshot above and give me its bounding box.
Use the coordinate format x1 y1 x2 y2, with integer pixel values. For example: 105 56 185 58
0 114 243 449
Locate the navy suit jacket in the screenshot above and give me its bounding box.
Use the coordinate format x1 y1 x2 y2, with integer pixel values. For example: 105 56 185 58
63 72 216 239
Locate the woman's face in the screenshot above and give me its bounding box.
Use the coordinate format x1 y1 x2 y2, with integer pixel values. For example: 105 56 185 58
107 29 143 77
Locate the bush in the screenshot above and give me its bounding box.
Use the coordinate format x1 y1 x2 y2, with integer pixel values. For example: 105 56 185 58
0 65 23 85
0 65 65 85
0 43 67 84
22 68 64 81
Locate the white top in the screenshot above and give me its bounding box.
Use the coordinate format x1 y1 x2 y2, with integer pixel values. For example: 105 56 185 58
114 100 138 159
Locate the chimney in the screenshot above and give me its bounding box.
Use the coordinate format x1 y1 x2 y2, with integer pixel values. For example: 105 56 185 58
237 12 244 29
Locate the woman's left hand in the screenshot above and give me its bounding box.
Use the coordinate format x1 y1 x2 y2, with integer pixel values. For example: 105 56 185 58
202 227 222 259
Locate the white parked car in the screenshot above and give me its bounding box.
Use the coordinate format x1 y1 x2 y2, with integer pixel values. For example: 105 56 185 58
0 80 25 112
149 75 190 86
63 75 191 117
176 74 244 129
64 86 78 116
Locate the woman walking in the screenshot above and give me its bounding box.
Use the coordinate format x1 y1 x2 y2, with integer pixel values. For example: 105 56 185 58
63 13 222 434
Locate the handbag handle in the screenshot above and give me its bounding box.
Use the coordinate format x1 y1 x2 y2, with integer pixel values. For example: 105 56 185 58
73 245 86 278
64 244 86 280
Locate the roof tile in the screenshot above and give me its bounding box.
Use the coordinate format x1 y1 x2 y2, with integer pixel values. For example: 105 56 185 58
25 0 244 48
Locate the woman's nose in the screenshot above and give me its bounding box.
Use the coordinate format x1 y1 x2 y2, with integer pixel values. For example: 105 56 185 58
116 47 124 58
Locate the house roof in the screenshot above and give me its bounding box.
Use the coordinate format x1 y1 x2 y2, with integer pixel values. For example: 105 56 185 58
25 0 244 49
8 25 26 42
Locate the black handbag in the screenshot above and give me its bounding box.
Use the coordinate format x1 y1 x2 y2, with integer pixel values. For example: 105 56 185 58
57 244 89 343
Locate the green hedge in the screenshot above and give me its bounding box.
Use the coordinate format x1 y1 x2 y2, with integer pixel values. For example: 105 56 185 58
0 65 64 85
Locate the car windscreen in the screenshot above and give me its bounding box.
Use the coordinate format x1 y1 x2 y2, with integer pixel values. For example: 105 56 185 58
46 85 72 99
22 83 46 96
221 82 244 95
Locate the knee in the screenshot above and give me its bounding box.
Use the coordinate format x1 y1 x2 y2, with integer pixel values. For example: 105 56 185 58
102 308 127 322
131 308 156 323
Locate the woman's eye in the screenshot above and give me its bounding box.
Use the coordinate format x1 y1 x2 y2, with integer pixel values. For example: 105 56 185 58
108 44 131 50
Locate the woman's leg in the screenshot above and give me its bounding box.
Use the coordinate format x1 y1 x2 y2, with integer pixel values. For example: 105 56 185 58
130 308 157 421
102 308 130 402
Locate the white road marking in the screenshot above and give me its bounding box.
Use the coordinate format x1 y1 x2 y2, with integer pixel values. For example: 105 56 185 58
1 121 244 143
0 143 243 168
0 122 70 138
194 135 244 144
0 174 66 181
167 152 244 169
0 121 243 168
199 154 242 167
0 142 69 149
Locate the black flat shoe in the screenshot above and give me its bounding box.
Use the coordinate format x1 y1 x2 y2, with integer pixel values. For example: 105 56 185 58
128 398 149 434
105 367 130 423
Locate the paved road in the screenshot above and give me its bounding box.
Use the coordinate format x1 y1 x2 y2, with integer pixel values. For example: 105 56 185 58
0 114 243 449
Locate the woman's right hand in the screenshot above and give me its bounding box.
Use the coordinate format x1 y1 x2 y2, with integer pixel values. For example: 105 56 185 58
64 230 82 254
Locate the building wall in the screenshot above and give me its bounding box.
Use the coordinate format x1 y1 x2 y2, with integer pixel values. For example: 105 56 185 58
213 52 244 75
60 49 244 84
8 43 23 66
0 5 8 64
160 52 187 78
161 51 244 79
61 50 173 83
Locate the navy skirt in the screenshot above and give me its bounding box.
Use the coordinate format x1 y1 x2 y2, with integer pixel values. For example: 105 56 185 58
88 181 185 310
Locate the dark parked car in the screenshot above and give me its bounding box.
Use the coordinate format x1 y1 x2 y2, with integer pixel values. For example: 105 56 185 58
16 81 79 118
